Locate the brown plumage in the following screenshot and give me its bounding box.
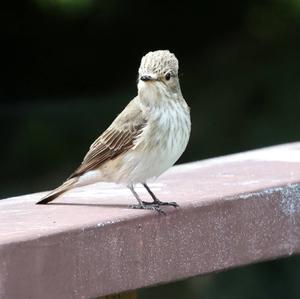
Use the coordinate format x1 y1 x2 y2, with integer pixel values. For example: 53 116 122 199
37 99 147 205
36 177 78 205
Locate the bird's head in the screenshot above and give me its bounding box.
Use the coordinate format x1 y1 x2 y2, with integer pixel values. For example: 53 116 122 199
137 50 181 100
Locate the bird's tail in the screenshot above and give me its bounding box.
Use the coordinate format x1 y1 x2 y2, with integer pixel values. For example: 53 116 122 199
36 177 78 205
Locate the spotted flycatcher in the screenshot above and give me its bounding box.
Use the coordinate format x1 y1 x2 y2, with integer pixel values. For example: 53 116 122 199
37 50 191 213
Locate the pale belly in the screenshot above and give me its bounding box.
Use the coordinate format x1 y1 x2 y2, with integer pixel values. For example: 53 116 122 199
115 106 191 184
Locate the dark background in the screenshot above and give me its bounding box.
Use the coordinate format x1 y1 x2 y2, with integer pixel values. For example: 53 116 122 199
1 0 300 298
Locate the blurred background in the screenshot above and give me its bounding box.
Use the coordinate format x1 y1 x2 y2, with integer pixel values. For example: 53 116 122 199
1 0 300 298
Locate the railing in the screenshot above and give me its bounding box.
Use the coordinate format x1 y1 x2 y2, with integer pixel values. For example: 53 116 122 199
1 143 300 299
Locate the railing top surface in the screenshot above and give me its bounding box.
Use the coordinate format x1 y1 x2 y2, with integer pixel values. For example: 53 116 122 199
1 142 300 298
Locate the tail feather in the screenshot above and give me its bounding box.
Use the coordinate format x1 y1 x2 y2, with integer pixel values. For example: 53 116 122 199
36 177 78 205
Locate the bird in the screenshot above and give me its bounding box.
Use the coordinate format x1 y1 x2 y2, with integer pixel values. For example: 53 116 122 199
36 50 191 213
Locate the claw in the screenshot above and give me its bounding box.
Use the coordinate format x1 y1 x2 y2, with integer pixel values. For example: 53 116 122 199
142 200 178 208
154 200 179 208
128 204 166 215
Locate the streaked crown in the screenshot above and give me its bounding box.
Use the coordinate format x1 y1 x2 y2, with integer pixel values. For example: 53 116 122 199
139 50 179 77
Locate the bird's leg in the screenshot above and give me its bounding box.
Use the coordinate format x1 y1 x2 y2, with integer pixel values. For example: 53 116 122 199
128 185 165 214
143 183 179 208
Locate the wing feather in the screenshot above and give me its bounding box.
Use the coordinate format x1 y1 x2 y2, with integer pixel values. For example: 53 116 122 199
69 98 146 178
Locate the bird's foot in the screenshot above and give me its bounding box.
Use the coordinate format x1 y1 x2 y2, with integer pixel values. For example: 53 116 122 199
128 203 166 215
145 200 179 208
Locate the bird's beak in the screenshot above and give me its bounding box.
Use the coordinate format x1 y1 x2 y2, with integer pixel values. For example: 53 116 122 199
140 75 154 82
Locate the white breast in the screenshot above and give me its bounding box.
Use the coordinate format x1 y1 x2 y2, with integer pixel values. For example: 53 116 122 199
121 99 191 184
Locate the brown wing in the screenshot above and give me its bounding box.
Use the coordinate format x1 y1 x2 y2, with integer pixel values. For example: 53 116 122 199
69 98 147 178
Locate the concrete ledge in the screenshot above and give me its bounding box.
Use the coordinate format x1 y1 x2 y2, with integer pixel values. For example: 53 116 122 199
1 143 300 299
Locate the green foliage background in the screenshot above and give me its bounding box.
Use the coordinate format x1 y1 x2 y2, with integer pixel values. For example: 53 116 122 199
1 0 300 298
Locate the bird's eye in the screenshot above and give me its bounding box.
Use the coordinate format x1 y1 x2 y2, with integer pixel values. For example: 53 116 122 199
165 73 171 81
